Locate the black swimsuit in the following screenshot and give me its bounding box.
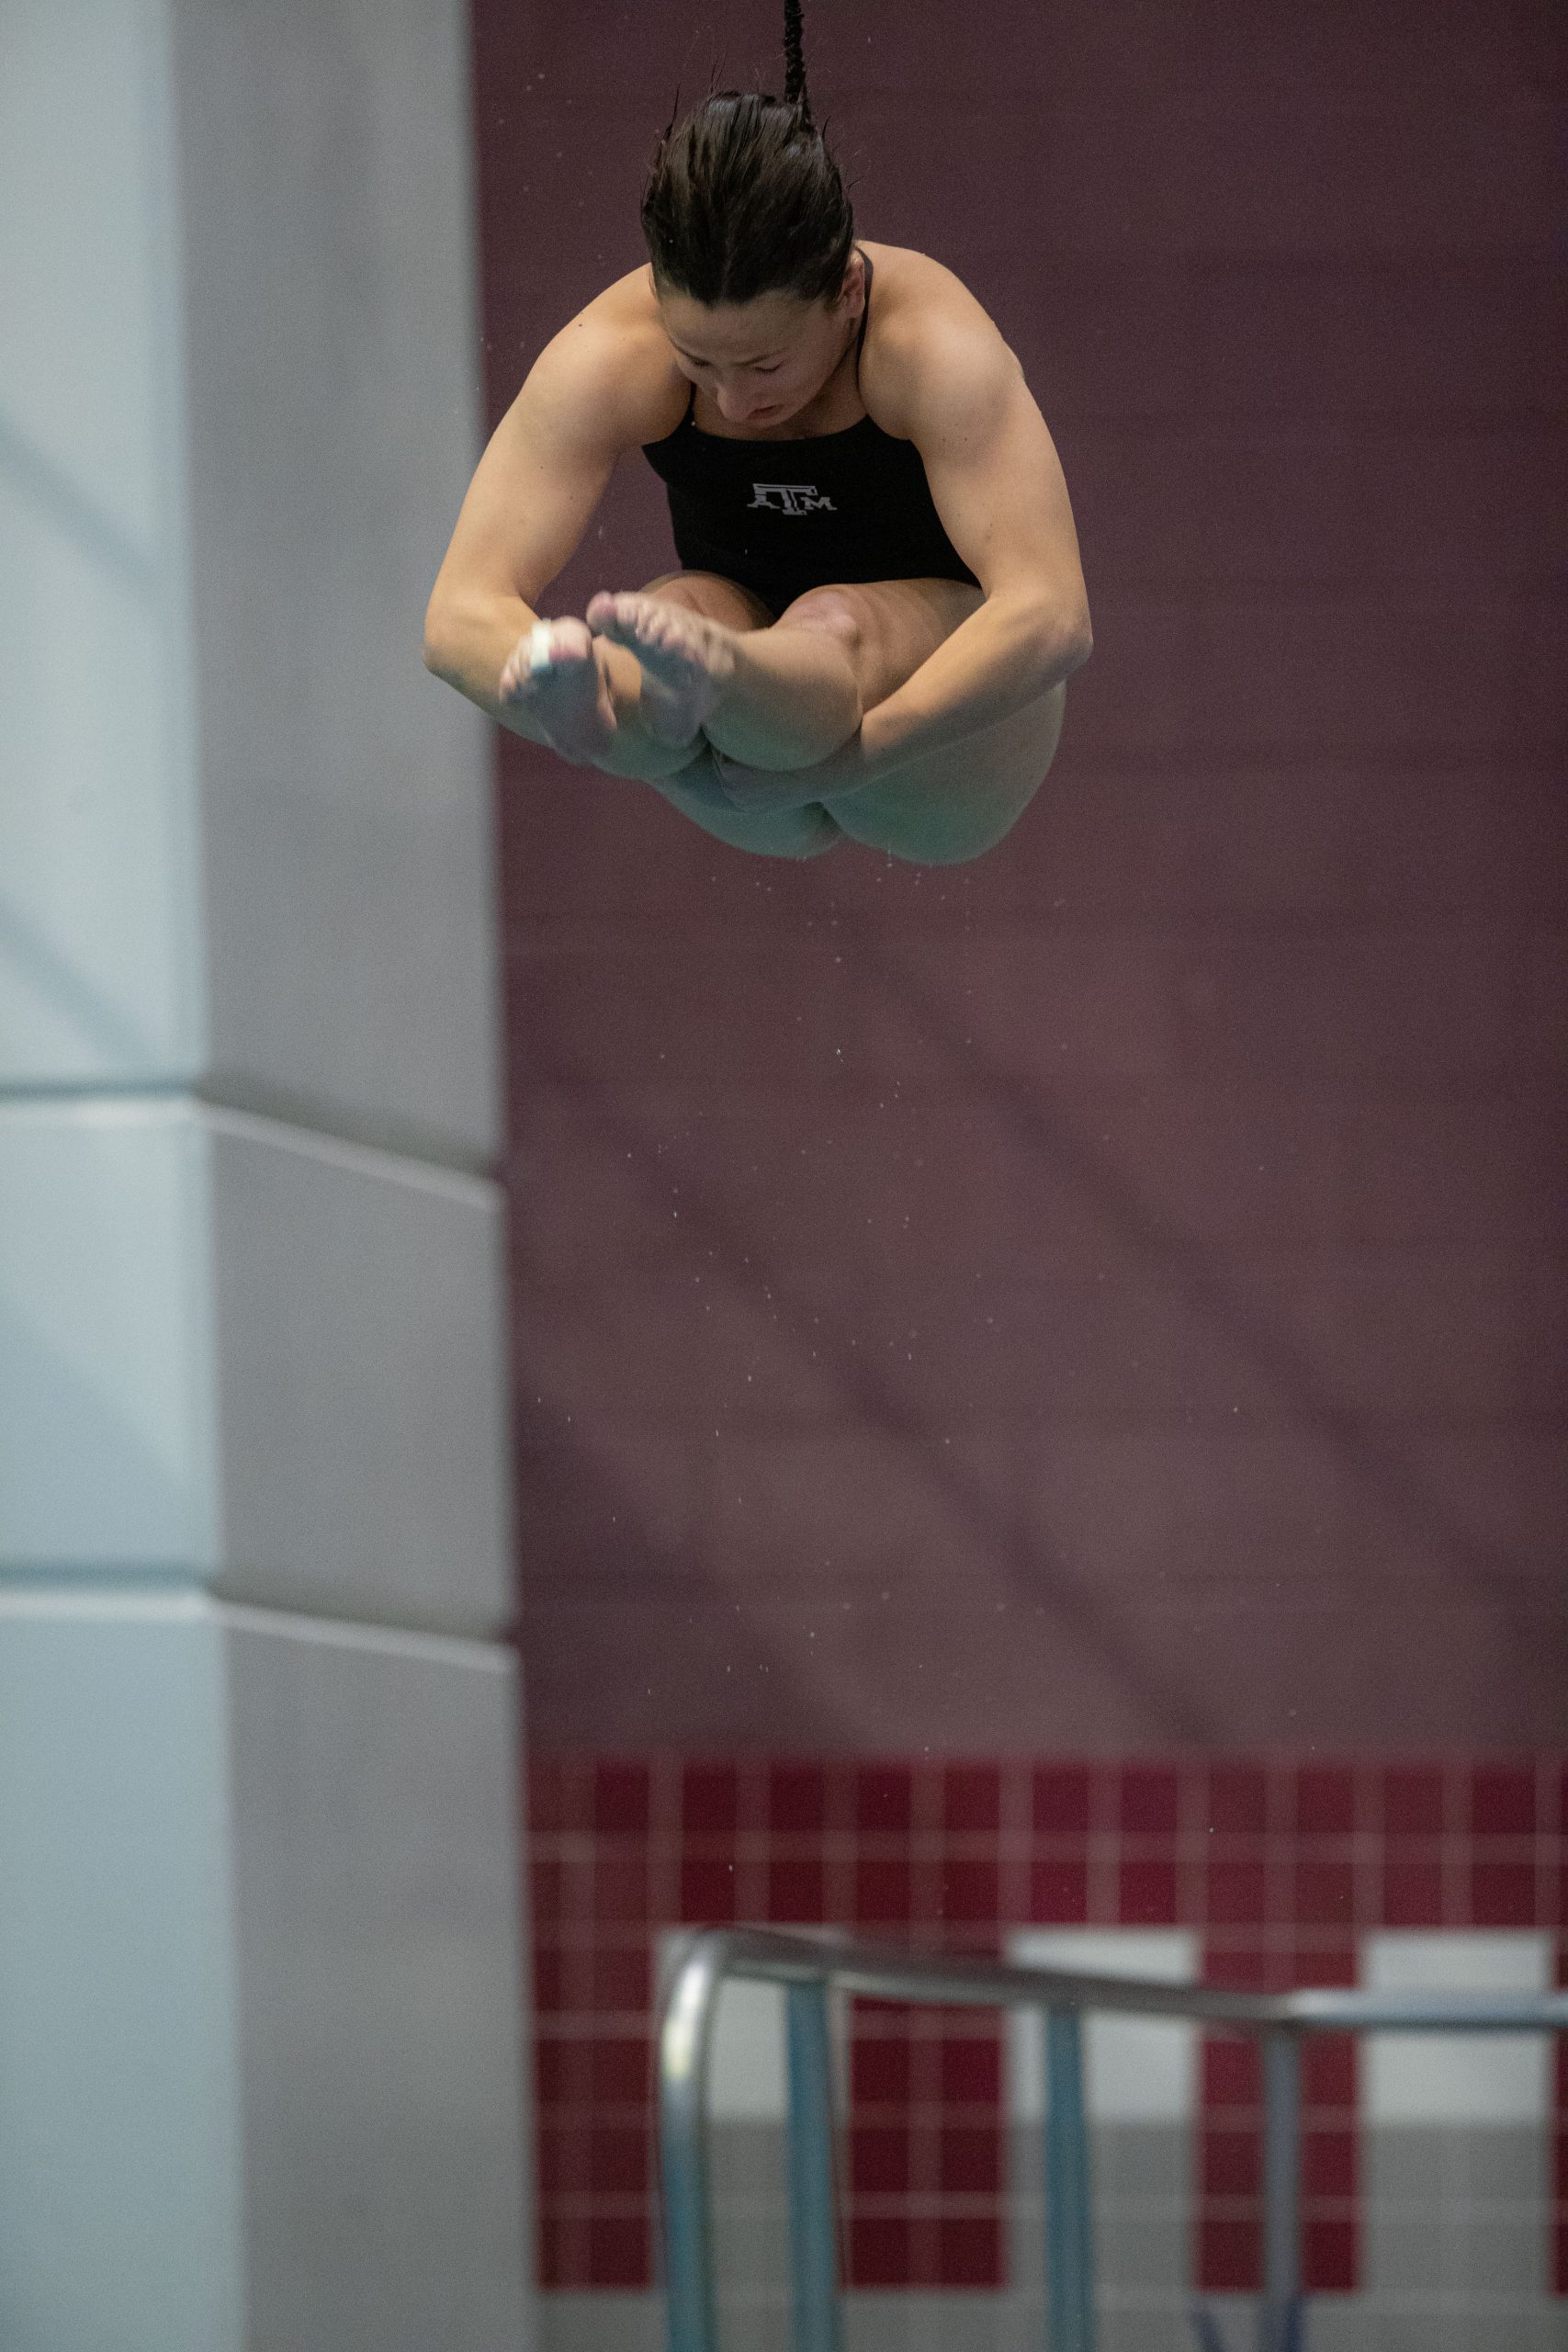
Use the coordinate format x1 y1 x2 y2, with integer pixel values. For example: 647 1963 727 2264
640 251 982 620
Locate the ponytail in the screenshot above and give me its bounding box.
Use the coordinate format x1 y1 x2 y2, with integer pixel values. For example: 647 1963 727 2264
641 0 854 310
784 0 812 127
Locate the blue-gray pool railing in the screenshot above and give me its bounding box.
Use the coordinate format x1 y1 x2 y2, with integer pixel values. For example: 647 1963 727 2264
656 1923 1568 2352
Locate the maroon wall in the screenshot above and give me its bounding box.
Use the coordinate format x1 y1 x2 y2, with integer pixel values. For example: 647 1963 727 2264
472 0 1567 1754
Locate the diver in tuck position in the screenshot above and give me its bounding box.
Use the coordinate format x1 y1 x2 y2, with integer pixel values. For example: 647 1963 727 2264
423 2 1092 866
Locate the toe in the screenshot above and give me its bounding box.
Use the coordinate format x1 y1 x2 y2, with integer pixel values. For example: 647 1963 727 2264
589 597 638 646
551 616 593 661
652 607 692 651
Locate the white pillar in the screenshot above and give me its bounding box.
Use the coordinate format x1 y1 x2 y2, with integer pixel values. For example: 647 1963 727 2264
0 6 533 2347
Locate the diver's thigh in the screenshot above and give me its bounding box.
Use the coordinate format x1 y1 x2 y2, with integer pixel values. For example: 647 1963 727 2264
654 753 842 859
823 681 1066 865
637 571 776 632
626 575 840 851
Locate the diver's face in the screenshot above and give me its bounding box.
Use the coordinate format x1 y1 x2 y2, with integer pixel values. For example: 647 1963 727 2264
655 262 861 426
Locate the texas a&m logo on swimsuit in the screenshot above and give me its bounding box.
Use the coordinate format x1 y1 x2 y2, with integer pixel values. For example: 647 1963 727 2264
747 483 839 515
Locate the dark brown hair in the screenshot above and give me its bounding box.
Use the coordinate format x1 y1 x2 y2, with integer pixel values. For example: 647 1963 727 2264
640 0 856 311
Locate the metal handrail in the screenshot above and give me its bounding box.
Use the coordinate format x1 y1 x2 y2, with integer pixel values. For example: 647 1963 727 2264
658 1925 1568 2352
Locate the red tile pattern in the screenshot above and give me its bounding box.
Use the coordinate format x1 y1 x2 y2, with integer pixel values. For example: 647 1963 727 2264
1199 1946 1359 2293
526 1752 1567 2294
843 1760 1007 2286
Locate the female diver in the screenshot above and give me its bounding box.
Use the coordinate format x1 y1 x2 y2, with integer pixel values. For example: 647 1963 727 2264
423 0 1091 865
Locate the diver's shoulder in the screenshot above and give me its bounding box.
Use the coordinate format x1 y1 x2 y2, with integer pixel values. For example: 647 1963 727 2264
863 244 1025 437
866 244 1017 351
536 263 691 449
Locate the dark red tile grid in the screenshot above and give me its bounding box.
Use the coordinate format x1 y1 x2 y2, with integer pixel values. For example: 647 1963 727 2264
527 1755 1013 2290
1198 1946 1359 2295
525 1755 1568 2295
842 1758 1009 2288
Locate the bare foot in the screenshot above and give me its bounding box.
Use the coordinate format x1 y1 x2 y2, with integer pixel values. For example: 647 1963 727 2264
586 591 739 747
499 616 617 764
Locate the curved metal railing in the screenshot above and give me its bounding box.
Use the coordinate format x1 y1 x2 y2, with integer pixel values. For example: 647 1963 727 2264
657 1924 1568 2352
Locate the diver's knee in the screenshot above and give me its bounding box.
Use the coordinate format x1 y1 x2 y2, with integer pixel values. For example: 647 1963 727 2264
770 585 864 650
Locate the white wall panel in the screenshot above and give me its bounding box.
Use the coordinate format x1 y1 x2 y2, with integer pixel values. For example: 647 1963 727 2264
171 0 501 1160
0 0 204 1085
225 1605 532 2352
0 0 501 1152
0 1098 511 1632
0 1590 531 2352
1364 1930 1551 2125
1008 1929 1199 2123
0 1591 244 2352
0 1099 218 1566
209 1105 513 1631
1 8 528 2341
